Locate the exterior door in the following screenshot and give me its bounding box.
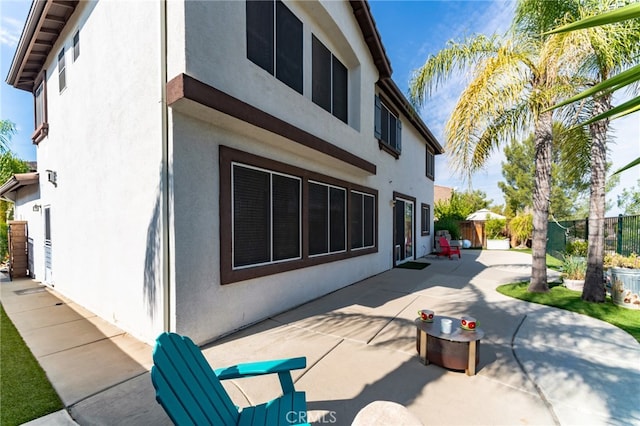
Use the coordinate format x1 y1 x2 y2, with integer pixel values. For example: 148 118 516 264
394 198 414 264
44 206 53 284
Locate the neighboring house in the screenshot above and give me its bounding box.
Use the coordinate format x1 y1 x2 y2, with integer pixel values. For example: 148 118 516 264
4 0 443 345
434 185 453 205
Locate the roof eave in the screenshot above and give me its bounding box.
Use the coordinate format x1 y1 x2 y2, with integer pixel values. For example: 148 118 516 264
0 172 40 201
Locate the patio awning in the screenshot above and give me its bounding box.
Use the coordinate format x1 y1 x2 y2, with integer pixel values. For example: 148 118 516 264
0 172 39 202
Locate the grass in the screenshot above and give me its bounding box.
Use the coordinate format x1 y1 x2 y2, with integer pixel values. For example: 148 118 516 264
497 281 640 343
0 304 63 425
510 248 563 270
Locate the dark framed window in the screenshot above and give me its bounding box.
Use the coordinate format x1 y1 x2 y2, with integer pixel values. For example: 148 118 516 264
309 182 346 256
32 71 48 144
421 203 431 236
220 146 378 284
426 149 435 180
312 35 348 123
232 164 301 269
73 30 80 61
374 95 401 153
246 0 303 94
58 49 66 92
350 191 375 250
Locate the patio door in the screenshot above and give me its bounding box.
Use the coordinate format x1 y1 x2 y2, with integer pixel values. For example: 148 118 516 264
44 206 53 284
394 197 414 264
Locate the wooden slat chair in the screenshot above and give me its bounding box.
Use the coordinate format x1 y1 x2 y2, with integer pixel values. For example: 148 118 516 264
151 332 309 425
436 237 461 259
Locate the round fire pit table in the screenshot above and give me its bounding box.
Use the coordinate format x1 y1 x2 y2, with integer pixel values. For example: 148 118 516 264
415 316 484 376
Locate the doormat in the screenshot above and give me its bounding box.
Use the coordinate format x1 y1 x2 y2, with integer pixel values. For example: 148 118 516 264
395 261 431 270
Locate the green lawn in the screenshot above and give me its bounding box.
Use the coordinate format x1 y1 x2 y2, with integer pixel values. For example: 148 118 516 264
509 248 563 270
0 305 63 426
497 282 640 343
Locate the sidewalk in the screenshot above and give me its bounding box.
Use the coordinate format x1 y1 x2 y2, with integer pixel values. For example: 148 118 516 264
2 250 639 425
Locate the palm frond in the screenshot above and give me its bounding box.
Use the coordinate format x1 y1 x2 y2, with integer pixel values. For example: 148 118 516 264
545 3 640 34
548 64 640 110
409 34 503 107
613 157 640 175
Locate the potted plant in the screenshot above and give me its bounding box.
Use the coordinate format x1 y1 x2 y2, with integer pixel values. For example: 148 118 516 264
484 217 509 250
604 253 640 310
561 254 586 291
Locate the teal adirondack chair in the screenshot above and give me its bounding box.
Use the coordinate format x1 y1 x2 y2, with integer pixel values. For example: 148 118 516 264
151 332 309 425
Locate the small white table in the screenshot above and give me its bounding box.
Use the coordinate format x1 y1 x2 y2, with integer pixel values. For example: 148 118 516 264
415 316 484 376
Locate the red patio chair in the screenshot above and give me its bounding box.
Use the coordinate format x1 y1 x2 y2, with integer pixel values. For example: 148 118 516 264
436 237 461 259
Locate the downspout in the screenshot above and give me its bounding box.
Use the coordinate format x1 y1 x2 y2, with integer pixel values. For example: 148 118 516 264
160 0 171 332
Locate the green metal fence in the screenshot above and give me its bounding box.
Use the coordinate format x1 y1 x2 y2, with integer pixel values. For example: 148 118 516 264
547 214 640 258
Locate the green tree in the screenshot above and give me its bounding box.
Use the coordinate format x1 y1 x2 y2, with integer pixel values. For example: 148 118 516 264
499 123 591 219
617 180 640 215
0 120 30 261
410 3 582 292
541 0 640 303
0 120 16 154
434 189 490 221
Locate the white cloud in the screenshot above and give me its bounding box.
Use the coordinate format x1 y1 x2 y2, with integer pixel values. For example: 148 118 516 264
0 16 22 47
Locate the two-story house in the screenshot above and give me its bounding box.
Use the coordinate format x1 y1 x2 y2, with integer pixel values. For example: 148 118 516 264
4 0 443 345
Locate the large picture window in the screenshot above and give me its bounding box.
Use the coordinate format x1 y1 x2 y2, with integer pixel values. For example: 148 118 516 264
232 164 301 268
221 147 377 284
309 182 346 256
374 95 402 153
246 0 303 94
312 35 348 123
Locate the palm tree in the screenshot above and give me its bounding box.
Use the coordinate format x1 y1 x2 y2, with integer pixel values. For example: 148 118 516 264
410 8 581 292
544 1 640 302
0 120 16 154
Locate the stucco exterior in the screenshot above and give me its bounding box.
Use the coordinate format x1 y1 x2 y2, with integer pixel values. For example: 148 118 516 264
5 0 442 345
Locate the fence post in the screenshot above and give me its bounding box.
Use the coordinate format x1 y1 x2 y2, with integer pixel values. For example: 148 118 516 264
617 214 623 255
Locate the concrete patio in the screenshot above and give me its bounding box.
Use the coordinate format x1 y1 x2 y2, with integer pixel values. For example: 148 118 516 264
2 249 639 425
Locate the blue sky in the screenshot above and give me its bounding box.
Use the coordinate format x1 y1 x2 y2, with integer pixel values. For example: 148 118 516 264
1 0 638 213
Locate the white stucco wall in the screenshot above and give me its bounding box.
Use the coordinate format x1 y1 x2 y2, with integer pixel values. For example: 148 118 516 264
167 0 436 343
16 0 436 345
30 0 166 343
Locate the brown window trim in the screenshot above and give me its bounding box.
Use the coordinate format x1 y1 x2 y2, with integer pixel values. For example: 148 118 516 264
32 70 48 145
421 203 431 236
31 123 49 144
378 140 400 159
393 191 416 262
220 145 378 285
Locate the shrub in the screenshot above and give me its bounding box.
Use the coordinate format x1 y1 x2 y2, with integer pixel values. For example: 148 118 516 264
434 217 461 240
508 214 532 246
604 252 640 269
562 254 587 280
565 240 588 257
485 218 507 239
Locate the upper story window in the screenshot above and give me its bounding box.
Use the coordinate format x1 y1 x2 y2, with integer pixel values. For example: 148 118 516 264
374 95 402 155
312 35 348 124
58 48 66 92
426 149 435 180
73 31 80 61
246 0 303 94
32 72 48 144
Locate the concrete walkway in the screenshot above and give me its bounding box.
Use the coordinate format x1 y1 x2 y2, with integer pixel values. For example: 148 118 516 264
2 250 639 425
